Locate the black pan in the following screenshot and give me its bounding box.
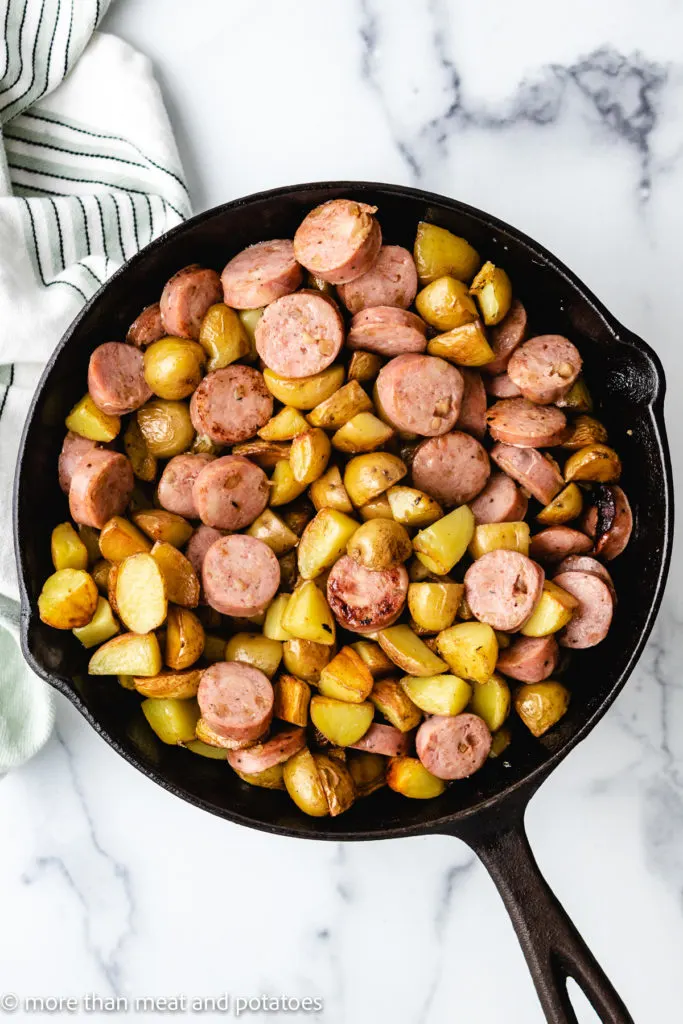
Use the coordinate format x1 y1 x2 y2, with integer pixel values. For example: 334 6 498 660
13 182 673 1024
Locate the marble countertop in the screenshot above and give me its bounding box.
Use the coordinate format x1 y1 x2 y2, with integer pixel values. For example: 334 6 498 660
2 1 682 1021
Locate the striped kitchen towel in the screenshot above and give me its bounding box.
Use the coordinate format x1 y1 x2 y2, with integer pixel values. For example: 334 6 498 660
0 0 191 772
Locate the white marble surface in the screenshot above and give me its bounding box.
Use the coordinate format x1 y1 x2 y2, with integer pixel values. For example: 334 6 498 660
2 1 683 1021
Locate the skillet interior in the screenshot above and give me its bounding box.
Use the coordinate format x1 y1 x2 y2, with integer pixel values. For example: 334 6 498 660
14 182 673 840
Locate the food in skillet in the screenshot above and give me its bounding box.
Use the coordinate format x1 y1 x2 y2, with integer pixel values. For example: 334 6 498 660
40 198 633 815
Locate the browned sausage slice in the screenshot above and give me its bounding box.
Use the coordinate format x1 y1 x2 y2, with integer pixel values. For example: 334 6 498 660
198 661 274 742
126 303 165 348
347 306 427 356
496 635 559 683
227 726 306 773
469 471 528 525
554 555 616 601
484 298 527 375
158 453 213 518
464 550 544 631
412 431 490 506
484 373 522 399
487 398 567 448
327 555 408 634
293 199 382 284
554 571 614 649
416 714 491 780
455 369 487 439
221 240 302 309
202 534 280 616
337 245 418 313
581 485 633 561
58 432 99 494
160 264 222 340
190 366 273 445
375 354 464 436
254 290 344 378
490 443 564 505
507 335 582 405
193 455 269 530
529 527 593 563
88 342 152 415
69 450 134 529
349 723 411 757
185 525 225 603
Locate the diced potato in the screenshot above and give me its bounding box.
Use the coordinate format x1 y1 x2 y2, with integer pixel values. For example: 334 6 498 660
233 763 286 789
246 508 298 556
297 508 359 579
282 638 332 681
347 350 384 383
415 275 478 331
370 677 422 731
279 496 315 537
51 522 89 571
469 261 513 326
436 622 498 685
318 646 374 704
107 562 120 615
132 509 193 548
290 428 332 485
283 747 329 816
184 739 228 760
489 726 512 759
314 753 356 816
72 596 119 648
457 594 474 620
263 594 294 641
191 434 223 456
562 415 608 451
230 441 290 471
123 417 158 482
88 632 162 676
350 640 396 679
91 559 112 592
268 459 308 506
520 581 578 637
536 484 583 526
195 717 248 749
165 605 205 669
77 525 101 566
468 521 530 559
99 516 152 562
563 444 622 483
137 399 194 458
273 674 311 726
118 674 136 689
309 464 354 513
203 634 227 663
141 697 200 745
307 379 373 430
65 394 120 441
278 550 298 591
413 504 475 575
38 568 98 629
263 365 345 410
237 307 265 359
428 320 494 367
347 751 386 796
343 453 407 508
414 222 480 284
115 553 167 634
199 303 250 371
225 632 283 679
359 493 394 521
386 486 442 527
258 405 310 441
400 673 472 716
282 581 336 646
378 625 448 677
558 376 593 413
134 668 202 699
514 681 570 737
144 338 205 400
332 413 394 453
408 582 463 633
468 673 511 732
347 519 412 571
310 695 374 746
386 757 446 799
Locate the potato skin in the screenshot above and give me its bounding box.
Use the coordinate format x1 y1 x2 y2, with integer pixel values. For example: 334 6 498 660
346 519 412 570
38 569 98 629
514 681 570 737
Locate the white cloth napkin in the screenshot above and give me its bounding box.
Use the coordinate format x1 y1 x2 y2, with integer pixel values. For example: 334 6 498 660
0 0 191 772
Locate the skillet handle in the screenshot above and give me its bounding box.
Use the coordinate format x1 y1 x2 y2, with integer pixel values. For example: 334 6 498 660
454 811 634 1024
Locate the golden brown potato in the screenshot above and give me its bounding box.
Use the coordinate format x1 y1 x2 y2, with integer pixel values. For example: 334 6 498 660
314 753 355 816
118 674 136 690
150 541 199 607
99 516 152 562
65 394 120 442
347 751 386 796
77 525 101 566
232 439 292 469
72 596 119 648
165 605 205 669
514 681 570 737
233 763 287 788
51 522 89 571
91 559 112 593
191 434 223 456
282 638 332 681
386 757 446 799
268 459 308 506
278 550 298 591
427 320 494 367
297 508 359 579
306 271 336 295
195 717 252 749
558 377 592 413
310 695 374 746
88 632 162 676
283 747 329 816
263 365 345 410
489 725 512 758
346 518 412 570
290 428 332 485
414 222 480 284
137 399 194 458
318 646 374 704
536 483 583 526
144 338 205 400
38 568 98 629
273 674 311 726
237 307 264 359
107 562 120 615
469 261 513 326
343 452 407 508
408 581 463 633
332 412 395 453
199 303 250 371
263 593 294 641
134 667 202 699
415 275 478 331
436 621 498 685
141 697 200 744
307 380 373 430
413 504 475 575
225 632 283 679
400 673 472 716
561 415 608 451
386 486 442 528
347 350 384 383
370 677 422 731
359 493 394 521
563 444 622 483
468 521 530 560
123 417 158 482
279 496 315 537
349 640 395 679
132 509 193 548
468 673 511 732
309 464 354 514
246 508 298 556
184 739 229 760
282 581 336 646
378 625 448 677
258 405 310 441
114 553 167 634
520 581 578 637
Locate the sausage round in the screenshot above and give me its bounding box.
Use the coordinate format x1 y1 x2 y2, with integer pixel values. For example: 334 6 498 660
193 455 269 530
464 550 545 631
227 726 306 774
58 432 100 494
157 453 213 518
221 239 302 309
190 366 273 445
469 471 528 525
293 199 382 284
455 369 487 439
490 443 564 505
507 335 582 405
198 661 274 742
126 303 165 348
337 245 418 313
254 290 344 378
487 398 567 448
416 714 492 780
496 635 559 683
485 298 527 375
202 534 280 617
554 570 614 649
347 306 427 356
529 527 593 563
412 431 490 506
484 373 522 399
69 449 134 529
375 354 464 436
87 342 152 415
160 264 222 340
582 486 633 561
327 555 408 634
185 525 225 602
349 723 411 757
554 555 616 601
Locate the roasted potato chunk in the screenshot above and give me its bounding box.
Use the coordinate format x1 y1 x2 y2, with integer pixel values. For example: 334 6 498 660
199 303 250 371
469 261 512 326
51 522 89 571
468 521 530 559
65 394 120 441
88 632 162 676
400 673 472 716
514 681 570 737
468 673 511 732
134 668 202 699
72 596 119 648
184 739 229 760
408 582 463 633
39 568 98 629
232 439 292 469
562 415 608 451
141 697 200 745
290 428 332 485
387 757 446 799
309 464 354 513
359 493 394 521
283 747 329 817
310 695 374 746
273 674 311 726
225 632 283 679
307 379 373 430
536 484 583 526
428 320 494 367
415 275 478 331
318 646 374 704
343 453 407 508
144 338 205 400
297 508 359 579
557 376 592 413
332 413 394 453
347 518 412 571
347 350 384 383
165 605 205 669
564 444 622 483
258 405 309 441
246 508 298 556
281 581 336 646
370 677 422 731
137 399 194 458
278 550 298 591
233 763 287 788
347 751 386 796
414 222 480 284
123 417 158 482
115 553 167 634
282 638 332 681
350 640 396 679
77 524 101 566
520 581 578 637
99 516 152 562
436 622 498 686
378 625 448 677
132 509 193 548
314 753 355 816
413 504 475 575
268 459 308 506
150 541 199 608
489 726 512 759
386 486 442 527
237 307 264 359
195 717 250 749
91 559 112 593
263 594 294 641
263 365 345 410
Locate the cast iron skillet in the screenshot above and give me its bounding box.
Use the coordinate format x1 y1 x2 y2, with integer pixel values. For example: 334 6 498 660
14 182 673 1024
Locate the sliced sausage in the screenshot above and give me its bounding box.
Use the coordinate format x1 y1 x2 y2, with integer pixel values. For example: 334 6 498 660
190 366 273 445
157 453 213 518
337 245 418 313
254 290 344 378
529 527 593 563
554 571 614 649
347 306 427 356
349 723 411 757
375 354 464 436
416 714 491 780
484 298 527 375
484 373 522 399
202 534 280 617
496 635 559 683
582 485 633 561
221 240 302 309
293 199 382 284
126 303 165 348
69 450 134 529
227 726 305 773
87 342 152 415
490 443 564 505
160 264 222 340
507 335 582 405
327 555 408 634
464 550 544 631
185 524 225 603
469 471 528 525
58 432 99 494
198 661 274 742
554 555 616 601
193 455 269 530
487 398 567 448
412 431 490 506
454 369 487 440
